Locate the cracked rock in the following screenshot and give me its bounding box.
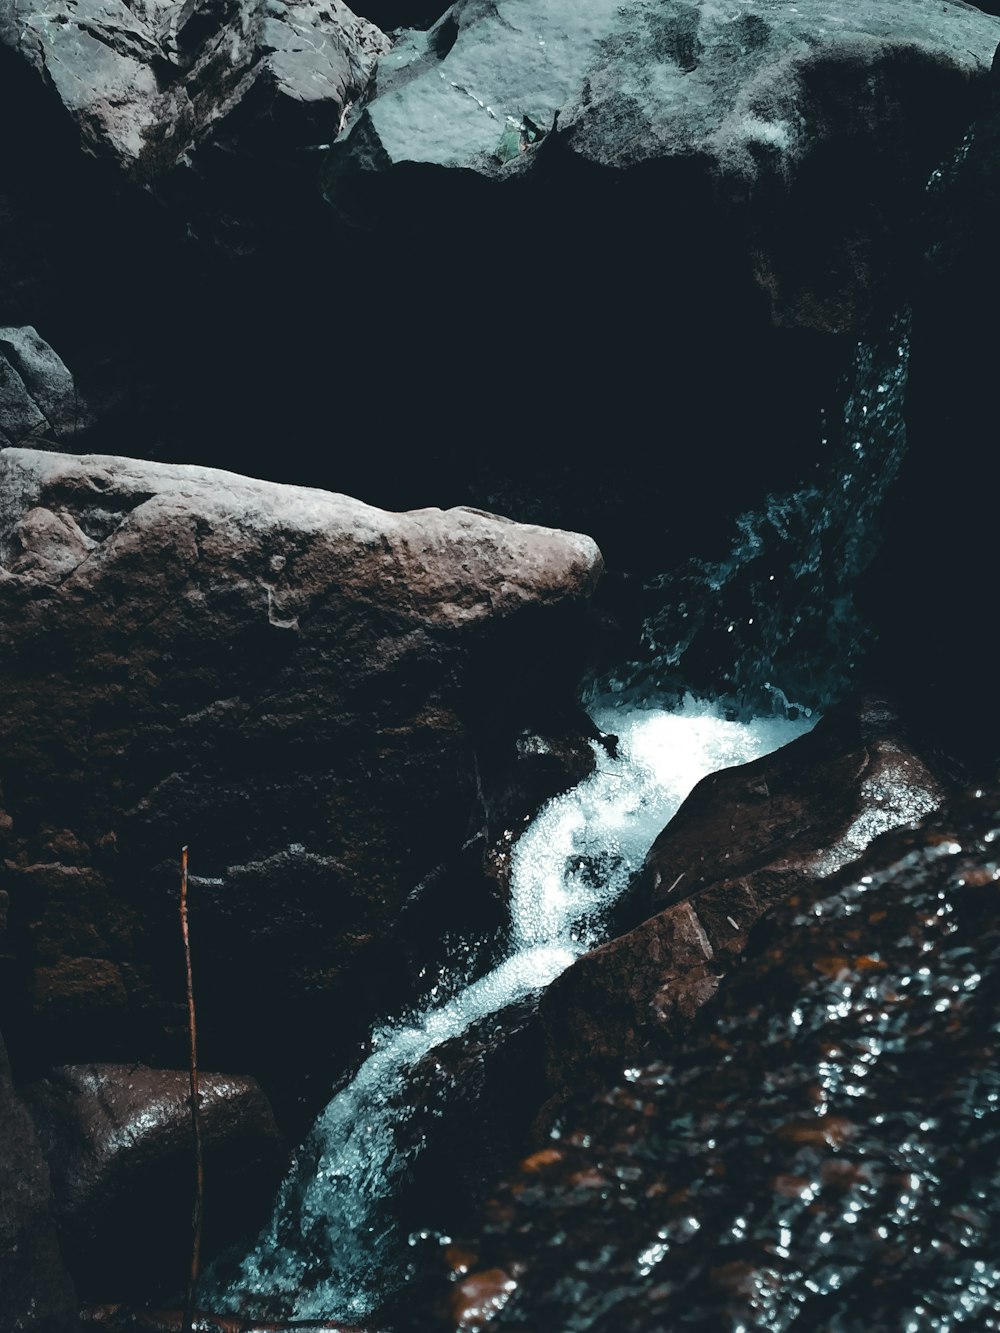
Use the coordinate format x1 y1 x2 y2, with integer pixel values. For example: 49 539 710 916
0 326 88 448
0 0 390 248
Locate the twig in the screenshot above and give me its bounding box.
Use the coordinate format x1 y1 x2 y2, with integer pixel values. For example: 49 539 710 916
180 846 204 1333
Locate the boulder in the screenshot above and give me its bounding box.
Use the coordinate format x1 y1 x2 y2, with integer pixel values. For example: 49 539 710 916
0 326 88 449
0 447 602 1130
450 787 1000 1333
533 697 944 1126
22 1063 283 1302
0 0 389 250
327 0 1000 332
0 1033 79 1333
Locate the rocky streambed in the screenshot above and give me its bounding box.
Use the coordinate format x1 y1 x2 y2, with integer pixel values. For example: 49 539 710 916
3 1 1000 1331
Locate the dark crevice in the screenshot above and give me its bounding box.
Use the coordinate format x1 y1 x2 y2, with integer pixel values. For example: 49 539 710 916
351 1 453 33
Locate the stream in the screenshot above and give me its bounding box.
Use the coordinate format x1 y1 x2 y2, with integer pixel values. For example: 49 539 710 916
208 316 913 1324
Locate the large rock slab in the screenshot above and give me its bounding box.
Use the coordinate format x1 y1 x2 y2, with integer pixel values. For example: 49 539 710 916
533 698 943 1125
0 447 602 1127
329 0 1000 331
0 1033 79 1333
450 787 1000 1333
23 1064 283 1301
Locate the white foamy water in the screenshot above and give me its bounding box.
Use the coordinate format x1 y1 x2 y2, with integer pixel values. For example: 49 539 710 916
210 696 811 1322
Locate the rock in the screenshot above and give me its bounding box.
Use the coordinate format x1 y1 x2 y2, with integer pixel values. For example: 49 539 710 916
0 0 389 250
392 995 546 1233
865 46 1000 770
533 697 944 1126
449 787 1000 1333
0 326 88 448
328 0 999 333
0 1033 79 1333
0 447 602 1130
22 1063 283 1302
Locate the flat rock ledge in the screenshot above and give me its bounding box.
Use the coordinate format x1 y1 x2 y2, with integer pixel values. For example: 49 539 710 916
0 447 602 1129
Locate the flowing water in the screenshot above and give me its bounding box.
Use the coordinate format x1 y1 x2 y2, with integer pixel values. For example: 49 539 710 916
209 319 913 1323
209 699 812 1321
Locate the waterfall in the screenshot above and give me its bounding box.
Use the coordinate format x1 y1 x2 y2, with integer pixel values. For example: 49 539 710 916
206 699 811 1323
208 313 912 1323
626 311 911 713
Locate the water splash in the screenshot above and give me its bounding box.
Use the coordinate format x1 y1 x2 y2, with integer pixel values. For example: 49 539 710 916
206 696 812 1322
626 312 911 713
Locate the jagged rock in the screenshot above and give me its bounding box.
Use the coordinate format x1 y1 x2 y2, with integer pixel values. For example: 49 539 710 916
0 326 88 448
328 0 1000 333
448 788 1000 1333
0 447 602 1130
0 0 389 249
22 1064 283 1302
0 1033 79 1333
533 697 944 1126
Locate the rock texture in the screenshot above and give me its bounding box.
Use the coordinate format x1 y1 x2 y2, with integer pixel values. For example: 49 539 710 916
0 326 87 448
0 0 389 250
532 698 943 1126
0 447 602 1129
0 1033 79 1333
329 0 1000 332
23 1064 283 1301
447 788 1000 1333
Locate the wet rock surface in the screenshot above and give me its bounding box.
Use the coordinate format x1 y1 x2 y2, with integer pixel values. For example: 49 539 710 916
0 1032 79 1333
23 1063 283 1302
449 789 1000 1333
388 996 546 1259
533 696 944 1126
0 447 601 1129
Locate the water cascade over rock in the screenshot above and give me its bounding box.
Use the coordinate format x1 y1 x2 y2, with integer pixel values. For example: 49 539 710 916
2 0 1000 1329
208 700 812 1323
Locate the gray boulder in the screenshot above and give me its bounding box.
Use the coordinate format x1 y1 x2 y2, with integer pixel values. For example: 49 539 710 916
0 447 602 1129
328 0 1000 330
0 0 390 247
0 327 87 448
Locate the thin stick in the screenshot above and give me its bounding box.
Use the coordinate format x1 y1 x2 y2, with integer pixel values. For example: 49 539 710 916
180 846 204 1333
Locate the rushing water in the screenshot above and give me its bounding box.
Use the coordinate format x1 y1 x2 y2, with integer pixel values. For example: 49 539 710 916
624 312 911 714
208 699 812 1322
467 794 1000 1333
208 304 917 1322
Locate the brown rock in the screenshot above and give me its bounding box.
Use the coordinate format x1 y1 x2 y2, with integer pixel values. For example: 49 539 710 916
0 447 602 1129
23 1063 283 1302
0 1033 79 1333
534 697 944 1126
